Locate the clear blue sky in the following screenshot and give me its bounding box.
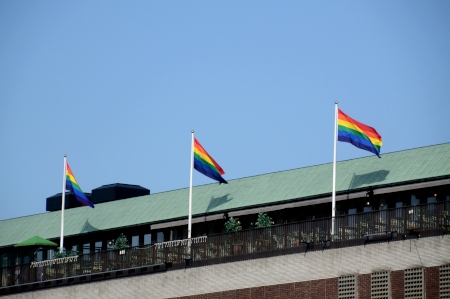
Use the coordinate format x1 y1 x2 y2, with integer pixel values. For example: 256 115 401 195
1 1 449 221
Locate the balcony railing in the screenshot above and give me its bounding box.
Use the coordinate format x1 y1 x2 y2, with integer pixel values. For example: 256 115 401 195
1 200 449 292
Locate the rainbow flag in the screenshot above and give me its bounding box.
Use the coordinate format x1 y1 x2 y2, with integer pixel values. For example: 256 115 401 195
338 109 382 157
66 163 94 208
193 138 228 184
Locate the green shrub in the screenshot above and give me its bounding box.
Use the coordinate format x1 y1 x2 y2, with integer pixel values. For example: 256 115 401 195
255 212 274 228
224 217 242 233
114 233 130 250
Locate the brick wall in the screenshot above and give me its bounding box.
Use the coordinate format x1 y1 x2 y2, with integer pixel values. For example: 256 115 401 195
168 271 443 299
326 278 338 299
249 287 263 299
425 266 440 299
310 279 326 298
357 274 370 298
295 281 310 298
389 270 404 299
170 279 340 299
236 288 250 299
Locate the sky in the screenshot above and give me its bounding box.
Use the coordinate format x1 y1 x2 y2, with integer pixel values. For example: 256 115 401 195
1 1 450 221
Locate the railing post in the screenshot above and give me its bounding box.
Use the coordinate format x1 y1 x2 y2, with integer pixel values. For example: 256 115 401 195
371 210 375 233
138 247 142 266
152 244 156 265
312 220 316 243
437 202 441 230
387 209 391 232
420 204 424 232
327 218 331 242
356 214 360 239
403 206 408 234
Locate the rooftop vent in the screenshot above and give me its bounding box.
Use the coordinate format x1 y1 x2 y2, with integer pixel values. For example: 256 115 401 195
91 183 150 204
46 192 93 212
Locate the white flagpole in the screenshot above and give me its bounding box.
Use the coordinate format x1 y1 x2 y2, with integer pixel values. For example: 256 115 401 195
331 102 338 239
188 130 194 258
59 154 67 252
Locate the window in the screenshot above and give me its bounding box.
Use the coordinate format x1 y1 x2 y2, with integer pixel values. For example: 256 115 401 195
395 201 404 218
47 249 55 260
157 232 164 243
36 250 43 261
144 234 152 245
411 194 420 206
107 240 114 250
95 241 102 252
427 196 437 214
83 243 90 255
347 208 357 227
378 197 387 209
379 203 388 226
348 208 357 214
2 256 8 267
170 229 177 241
132 235 139 247
363 206 373 213
410 195 421 226
83 243 90 261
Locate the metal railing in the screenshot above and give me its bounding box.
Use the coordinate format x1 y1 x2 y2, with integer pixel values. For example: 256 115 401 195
1 200 449 290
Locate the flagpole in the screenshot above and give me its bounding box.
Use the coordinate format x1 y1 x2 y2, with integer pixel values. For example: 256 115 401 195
188 130 194 258
331 102 338 240
60 154 67 252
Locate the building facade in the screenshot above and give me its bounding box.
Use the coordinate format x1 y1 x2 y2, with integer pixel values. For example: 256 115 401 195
1 143 449 298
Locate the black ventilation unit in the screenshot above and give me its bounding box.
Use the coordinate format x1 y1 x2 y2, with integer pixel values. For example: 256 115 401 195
46 192 92 212
91 183 150 204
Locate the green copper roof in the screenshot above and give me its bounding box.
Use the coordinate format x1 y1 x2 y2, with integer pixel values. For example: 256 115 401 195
1 143 450 248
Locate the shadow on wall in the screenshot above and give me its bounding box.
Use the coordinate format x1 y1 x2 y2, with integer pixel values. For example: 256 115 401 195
348 170 390 189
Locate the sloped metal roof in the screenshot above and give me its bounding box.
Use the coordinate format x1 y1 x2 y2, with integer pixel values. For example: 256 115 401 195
1 143 449 248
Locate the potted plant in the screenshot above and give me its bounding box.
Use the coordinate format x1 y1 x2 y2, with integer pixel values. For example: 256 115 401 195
111 233 130 269
114 233 129 250
52 247 79 276
255 212 274 228
53 248 65 259
255 212 274 251
224 217 242 254
53 247 78 259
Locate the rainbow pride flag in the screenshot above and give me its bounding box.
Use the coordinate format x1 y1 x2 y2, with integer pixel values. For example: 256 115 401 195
66 163 94 208
338 109 382 157
193 138 228 184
